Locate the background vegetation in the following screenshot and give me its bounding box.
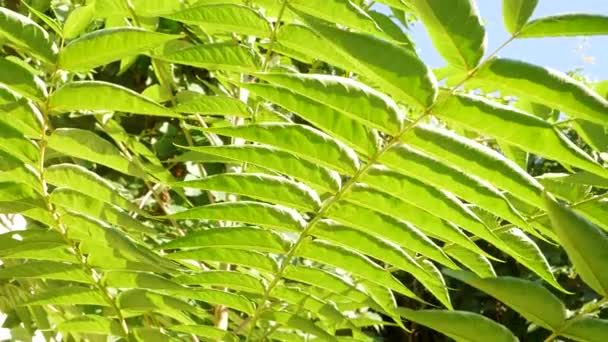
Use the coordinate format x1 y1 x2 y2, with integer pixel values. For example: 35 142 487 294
1 0 608 341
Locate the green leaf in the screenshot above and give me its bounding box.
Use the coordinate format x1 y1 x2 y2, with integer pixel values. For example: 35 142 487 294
445 270 566 330
255 73 404 134
0 261 92 284
502 0 538 34
58 27 180 72
170 201 306 232
24 286 108 306
0 121 39 165
49 81 178 117
63 5 95 39
175 271 265 294
259 312 338 342
0 85 43 138
544 193 608 296
243 83 377 155
296 240 417 298
156 43 260 73
45 164 142 214
132 328 182 342
0 57 46 101
272 286 345 324
326 202 456 268
571 119 608 152
313 220 431 291
95 0 184 17
496 228 565 292
0 230 73 262
407 0 486 70
162 226 289 253
519 14 608 38
62 212 178 273
103 271 183 291
169 288 255 314
276 23 355 70
405 123 543 207
203 123 360 174
47 128 145 178
178 145 340 192
345 184 486 256
437 93 607 179
166 4 271 37
398 308 517 342
117 289 208 322
283 266 368 303
563 317 608 342
168 248 278 274
444 245 496 278
0 8 56 63
173 173 320 211
289 0 382 37
473 58 608 126
169 325 236 341
295 10 437 108
50 188 154 234
380 144 528 231
174 95 250 117
537 173 590 202
58 315 125 337
577 198 608 233
362 166 495 248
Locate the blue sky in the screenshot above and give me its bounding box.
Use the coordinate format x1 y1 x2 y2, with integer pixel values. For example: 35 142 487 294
376 1 608 80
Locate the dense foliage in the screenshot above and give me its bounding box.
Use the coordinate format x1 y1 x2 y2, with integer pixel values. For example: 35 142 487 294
1 0 608 341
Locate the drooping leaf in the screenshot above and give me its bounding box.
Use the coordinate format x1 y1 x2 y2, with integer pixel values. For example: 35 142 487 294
326 201 457 268
398 308 517 342
162 226 289 253
169 325 236 341
255 73 404 134
404 123 544 207
519 14 608 38
156 43 260 73
472 58 608 126
24 286 109 306
444 244 496 278
502 0 538 34
0 58 46 101
380 144 529 231
166 4 271 37
407 0 486 70
176 271 265 294
45 164 142 214
437 93 607 178
544 193 608 296
58 27 180 71
170 201 306 232
295 10 437 108
58 315 125 337
259 311 338 342
203 123 360 174
0 261 93 284
296 240 417 298
345 184 486 256
243 82 378 155
445 270 566 330
178 145 341 192
47 128 146 178
0 8 56 63
174 95 250 117
49 81 179 117
168 248 278 274
361 166 495 247
50 188 154 234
